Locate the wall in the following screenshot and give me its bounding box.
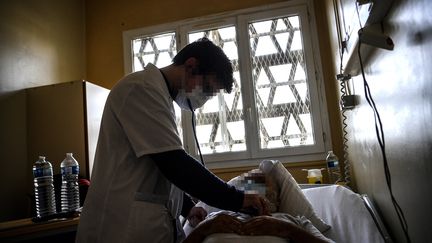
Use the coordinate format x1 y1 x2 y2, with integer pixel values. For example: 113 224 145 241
0 0 85 221
0 0 86 95
324 0 432 242
312 0 346 186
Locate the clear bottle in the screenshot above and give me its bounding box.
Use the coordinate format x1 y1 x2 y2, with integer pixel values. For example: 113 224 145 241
326 151 341 184
60 153 80 212
33 156 57 218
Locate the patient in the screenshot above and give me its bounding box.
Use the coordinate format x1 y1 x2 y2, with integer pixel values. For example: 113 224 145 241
183 169 333 243
236 169 280 214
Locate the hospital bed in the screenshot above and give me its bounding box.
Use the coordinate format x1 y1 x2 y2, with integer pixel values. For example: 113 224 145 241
183 160 393 243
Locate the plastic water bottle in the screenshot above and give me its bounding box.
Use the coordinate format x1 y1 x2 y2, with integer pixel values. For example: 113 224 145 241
60 153 80 212
326 151 341 184
33 156 57 218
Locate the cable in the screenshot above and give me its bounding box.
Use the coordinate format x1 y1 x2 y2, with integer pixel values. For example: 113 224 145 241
333 0 351 186
353 3 410 241
333 0 345 74
357 37 411 243
338 75 351 187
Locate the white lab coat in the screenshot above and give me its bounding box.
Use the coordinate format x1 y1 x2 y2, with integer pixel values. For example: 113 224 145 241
76 64 185 243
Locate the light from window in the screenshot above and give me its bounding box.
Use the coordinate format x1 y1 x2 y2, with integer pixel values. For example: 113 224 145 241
132 32 177 72
248 16 315 149
131 32 183 142
188 26 246 154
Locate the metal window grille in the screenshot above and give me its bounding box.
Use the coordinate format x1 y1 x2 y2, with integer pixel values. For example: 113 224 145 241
131 32 183 142
188 26 246 154
132 32 177 71
248 16 315 149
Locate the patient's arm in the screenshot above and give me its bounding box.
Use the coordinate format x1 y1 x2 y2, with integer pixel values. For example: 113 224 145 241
242 215 329 243
184 213 330 243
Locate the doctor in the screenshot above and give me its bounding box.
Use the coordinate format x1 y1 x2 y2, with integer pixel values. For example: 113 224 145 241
76 38 270 243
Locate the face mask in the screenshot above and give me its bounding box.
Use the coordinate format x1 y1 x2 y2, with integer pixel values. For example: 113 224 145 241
175 86 211 111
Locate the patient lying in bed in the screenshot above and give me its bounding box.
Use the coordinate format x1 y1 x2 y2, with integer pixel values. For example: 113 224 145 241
183 211 332 243
183 168 334 243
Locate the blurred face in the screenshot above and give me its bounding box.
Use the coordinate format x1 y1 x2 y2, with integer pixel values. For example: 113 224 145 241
176 71 223 110
238 169 280 213
184 70 222 93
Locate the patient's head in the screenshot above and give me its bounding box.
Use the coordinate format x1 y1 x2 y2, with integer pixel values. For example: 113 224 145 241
237 169 280 213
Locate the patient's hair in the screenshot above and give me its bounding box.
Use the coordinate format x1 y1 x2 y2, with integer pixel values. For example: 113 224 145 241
238 169 280 213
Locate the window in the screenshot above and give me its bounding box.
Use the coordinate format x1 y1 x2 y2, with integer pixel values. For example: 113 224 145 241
123 0 331 167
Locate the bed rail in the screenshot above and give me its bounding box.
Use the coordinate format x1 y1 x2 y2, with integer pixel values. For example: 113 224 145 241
361 195 394 243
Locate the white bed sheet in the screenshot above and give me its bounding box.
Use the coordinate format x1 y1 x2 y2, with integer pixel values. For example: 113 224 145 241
302 185 386 243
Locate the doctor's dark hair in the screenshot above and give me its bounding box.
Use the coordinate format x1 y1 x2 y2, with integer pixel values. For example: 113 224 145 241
173 37 234 93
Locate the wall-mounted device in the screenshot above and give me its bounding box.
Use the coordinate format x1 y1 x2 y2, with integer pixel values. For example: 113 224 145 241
339 0 394 76
358 26 394 50
336 74 358 110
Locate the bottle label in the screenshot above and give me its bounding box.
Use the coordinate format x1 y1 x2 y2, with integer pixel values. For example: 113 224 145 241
327 160 339 168
61 165 79 175
33 167 52 177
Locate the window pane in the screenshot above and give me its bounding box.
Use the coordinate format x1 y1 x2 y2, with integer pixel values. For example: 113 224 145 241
132 32 177 71
188 26 246 154
248 16 315 149
132 33 183 142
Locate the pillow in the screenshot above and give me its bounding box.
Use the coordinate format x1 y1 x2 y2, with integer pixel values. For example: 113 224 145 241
259 160 331 233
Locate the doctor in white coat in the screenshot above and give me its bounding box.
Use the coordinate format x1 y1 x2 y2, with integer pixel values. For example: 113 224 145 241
76 38 270 243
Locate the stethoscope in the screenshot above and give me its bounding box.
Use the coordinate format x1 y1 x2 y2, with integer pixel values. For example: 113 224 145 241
187 99 205 167
159 68 205 166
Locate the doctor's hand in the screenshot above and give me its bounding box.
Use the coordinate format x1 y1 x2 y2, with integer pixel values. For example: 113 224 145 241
187 206 207 227
240 193 270 216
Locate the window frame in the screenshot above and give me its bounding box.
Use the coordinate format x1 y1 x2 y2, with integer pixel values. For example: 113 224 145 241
238 6 327 159
123 0 332 169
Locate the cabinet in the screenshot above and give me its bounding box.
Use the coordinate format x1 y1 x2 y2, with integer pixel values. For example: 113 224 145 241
26 80 109 178
0 80 109 222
